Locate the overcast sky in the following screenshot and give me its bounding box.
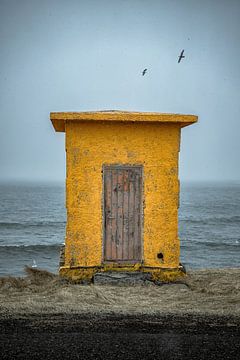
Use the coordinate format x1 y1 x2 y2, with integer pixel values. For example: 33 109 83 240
0 0 240 182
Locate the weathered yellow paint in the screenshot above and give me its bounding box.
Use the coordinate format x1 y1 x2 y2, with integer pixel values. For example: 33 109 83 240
51 111 197 132
50 111 197 282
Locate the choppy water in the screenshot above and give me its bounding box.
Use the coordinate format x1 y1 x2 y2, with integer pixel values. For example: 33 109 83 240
0 182 239 276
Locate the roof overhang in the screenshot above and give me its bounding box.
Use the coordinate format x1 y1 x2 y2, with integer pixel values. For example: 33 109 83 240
50 110 198 132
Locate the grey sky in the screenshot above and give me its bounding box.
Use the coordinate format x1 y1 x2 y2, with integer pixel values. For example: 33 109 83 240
0 0 240 182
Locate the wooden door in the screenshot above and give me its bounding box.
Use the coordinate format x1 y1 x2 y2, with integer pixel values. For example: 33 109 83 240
103 165 143 263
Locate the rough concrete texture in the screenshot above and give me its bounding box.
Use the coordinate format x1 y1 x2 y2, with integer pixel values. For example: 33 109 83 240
50 111 198 280
65 120 181 269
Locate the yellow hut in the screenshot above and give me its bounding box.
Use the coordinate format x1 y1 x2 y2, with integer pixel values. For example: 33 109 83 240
50 111 197 281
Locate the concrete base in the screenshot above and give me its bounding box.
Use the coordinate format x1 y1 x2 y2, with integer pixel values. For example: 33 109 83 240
59 265 186 283
93 271 153 285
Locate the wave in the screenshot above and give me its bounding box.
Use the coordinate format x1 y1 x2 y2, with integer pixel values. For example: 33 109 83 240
179 215 240 225
1 241 238 252
0 221 66 229
181 240 240 250
0 244 62 250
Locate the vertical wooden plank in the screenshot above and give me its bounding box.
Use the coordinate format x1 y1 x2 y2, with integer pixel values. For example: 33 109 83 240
104 169 112 260
122 169 129 259
128 169 135 260
132 171 137 260
111 169 118 260
135 169 142 259
116 169 123 260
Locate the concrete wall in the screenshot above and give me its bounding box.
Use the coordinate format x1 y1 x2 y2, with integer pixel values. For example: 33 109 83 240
65 120 181 269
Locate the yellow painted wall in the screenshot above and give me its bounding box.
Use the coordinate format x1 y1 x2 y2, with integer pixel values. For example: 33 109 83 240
64 120 181 269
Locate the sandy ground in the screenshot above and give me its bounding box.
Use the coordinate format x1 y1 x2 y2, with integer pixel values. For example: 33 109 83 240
0 267 240 317
0 268 240 359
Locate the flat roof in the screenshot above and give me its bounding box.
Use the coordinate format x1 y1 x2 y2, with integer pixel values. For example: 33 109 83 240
50 110 198 132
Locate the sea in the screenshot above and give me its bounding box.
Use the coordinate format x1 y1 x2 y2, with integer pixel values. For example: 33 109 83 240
0 182 239 277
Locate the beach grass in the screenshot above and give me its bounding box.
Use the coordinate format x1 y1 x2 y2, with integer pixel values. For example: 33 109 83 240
0 267 239 318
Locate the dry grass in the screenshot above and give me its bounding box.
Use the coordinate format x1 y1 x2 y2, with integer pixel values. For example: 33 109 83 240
0 267 240 317
0 266 64 292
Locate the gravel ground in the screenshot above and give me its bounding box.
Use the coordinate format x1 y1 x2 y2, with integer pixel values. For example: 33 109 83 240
1 313 240 360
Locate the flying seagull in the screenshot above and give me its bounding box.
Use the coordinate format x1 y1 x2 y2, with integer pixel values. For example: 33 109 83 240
142 68 147 76
178 49 185 63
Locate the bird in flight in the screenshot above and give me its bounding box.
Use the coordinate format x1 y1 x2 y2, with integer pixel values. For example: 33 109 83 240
142 68 147 76
178 50 185 63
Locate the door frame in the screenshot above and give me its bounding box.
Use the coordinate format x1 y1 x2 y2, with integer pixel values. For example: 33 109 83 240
102 164 144 265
